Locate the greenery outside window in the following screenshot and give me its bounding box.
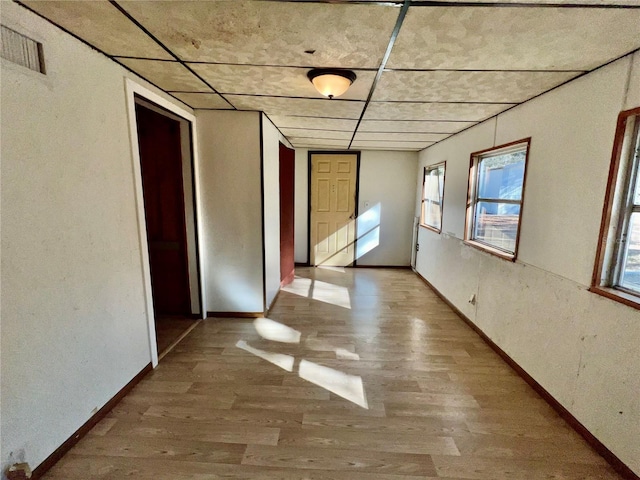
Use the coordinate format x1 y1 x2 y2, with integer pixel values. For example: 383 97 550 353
465 138 531 260
421 162 445 233
592 107 640 309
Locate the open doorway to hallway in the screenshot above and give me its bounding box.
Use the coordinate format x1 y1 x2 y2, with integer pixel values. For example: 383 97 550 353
134 98 201 359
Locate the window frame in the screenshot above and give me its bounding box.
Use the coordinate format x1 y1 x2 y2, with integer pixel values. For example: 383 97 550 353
420 161 446 234
591 106 640 310
464 138 531 261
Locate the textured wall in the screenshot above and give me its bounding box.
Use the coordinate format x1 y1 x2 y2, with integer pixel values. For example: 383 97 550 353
262 115 282 309
414 53 640 475
357 151 417 266
0 2 188 473
294 148 310 264
195 110 264 313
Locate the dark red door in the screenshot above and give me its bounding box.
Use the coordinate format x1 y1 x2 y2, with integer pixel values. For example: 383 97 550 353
136 103 190 315
279 142 295 285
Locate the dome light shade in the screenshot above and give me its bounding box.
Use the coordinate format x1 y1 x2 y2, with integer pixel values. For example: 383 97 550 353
307 69 357 99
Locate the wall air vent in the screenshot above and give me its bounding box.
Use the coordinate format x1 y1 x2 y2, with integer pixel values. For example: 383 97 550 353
1 25 45 73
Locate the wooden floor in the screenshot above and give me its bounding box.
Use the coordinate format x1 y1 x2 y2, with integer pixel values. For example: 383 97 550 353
155 316 199 357
44 267 622 479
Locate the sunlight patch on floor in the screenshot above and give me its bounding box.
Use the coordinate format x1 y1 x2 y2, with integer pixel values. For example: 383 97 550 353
282 276 312 297
235 340 295 372
299 359 369 409
254 317 301 344
335 348 360 360
236 328 367 408
282 276 352 309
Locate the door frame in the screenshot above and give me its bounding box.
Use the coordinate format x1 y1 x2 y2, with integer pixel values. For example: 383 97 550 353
125 79 206 367
279 142 296 285
135 100 192 315
306 150 361 267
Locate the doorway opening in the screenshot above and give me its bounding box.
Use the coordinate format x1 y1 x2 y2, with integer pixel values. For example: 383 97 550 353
308 151 360 267
134 97 201 359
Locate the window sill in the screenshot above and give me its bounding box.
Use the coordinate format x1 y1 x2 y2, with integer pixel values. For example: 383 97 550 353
419 224 441 234
589 286 640 311
463 239 516 262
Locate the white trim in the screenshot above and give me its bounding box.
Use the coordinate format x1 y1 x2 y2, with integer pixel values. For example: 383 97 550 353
191 119 208 321
123 78 207 367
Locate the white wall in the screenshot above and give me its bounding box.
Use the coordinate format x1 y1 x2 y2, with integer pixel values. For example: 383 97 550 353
261 115 281 308
414 52 640 475
180 119 201 314
0 2 191 473
294 148 418 266
294 148 310 264
195 110 264 313
357 150 417 266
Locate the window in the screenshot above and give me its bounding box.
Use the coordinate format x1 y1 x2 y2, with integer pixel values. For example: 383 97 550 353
421 162 445 232
592 107 640 308
465 138 531 260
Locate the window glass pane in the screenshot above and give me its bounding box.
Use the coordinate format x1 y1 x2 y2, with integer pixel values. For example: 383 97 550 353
424 170 440 203
477 150 526 200
424 201 441 230
634 166 640 205
437 164 444 199
473 201 520 253
620 212 640 293
422 164 444 230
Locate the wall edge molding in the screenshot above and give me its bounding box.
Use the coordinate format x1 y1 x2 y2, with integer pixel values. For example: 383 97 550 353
30 363 153 479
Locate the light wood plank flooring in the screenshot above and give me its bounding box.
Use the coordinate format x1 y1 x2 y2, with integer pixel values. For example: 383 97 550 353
43 267 622 479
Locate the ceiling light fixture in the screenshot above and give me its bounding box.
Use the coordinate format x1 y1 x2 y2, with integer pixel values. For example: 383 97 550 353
307 69 357 99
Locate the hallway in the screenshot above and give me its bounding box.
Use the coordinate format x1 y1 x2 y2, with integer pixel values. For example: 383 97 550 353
43 267 620 479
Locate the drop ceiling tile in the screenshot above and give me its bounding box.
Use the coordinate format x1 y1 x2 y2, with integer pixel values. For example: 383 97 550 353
169 93 233 110
351 141 432 151
359 120 476 133
21 1 173 59
280 129 353 140
117 59 209 91
118 1 398 68
289 138 350 149
354 132 449 142
189 64 376 101
227 96 364 119
373 70 581 103
388 7 640 70
269 116 358 131
364 102 513 121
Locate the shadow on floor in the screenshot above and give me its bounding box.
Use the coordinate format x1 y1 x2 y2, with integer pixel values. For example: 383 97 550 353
155 316 199 358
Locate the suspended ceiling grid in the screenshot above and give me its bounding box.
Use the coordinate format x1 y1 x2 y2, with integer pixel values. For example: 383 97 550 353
17 0 640 152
